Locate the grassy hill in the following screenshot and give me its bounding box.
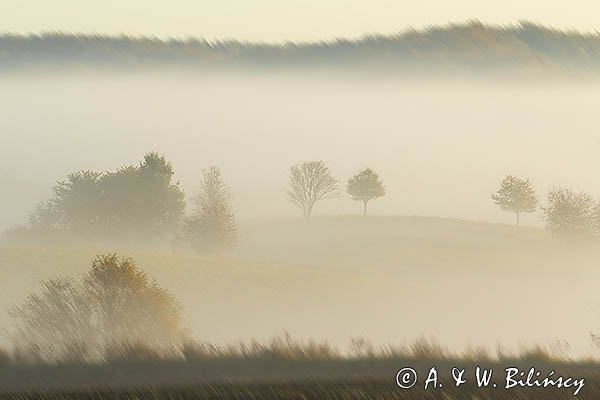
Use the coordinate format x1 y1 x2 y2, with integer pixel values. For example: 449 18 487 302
1 216 599 355
232 216 556 271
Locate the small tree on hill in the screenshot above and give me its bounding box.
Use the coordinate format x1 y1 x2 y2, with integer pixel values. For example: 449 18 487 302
183 166 238 252
542 187 599 237
287 161 339 219
347 168 386 216
491 175 537 225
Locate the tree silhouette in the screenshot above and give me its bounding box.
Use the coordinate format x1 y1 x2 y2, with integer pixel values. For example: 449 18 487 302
491 175 537 225
347 168 386 216
53 170 103 230
83 254 184 350
28 152 185 237
287 161 339 219
542 187 599 237
183 166 237 252
9 254 184 363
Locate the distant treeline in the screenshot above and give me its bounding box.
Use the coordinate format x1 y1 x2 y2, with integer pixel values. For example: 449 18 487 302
3 21 600 74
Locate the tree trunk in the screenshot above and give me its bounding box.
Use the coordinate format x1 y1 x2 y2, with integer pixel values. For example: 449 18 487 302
516 211 520 226
363 201 368 216
305 204 313 219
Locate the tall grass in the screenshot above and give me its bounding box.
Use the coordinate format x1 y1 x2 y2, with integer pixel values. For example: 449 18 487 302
0 335 579 366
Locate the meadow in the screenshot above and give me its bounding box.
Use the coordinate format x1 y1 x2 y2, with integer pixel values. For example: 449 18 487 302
1 216 599 357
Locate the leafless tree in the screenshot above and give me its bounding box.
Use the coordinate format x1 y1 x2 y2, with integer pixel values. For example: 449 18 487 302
287 161 339 219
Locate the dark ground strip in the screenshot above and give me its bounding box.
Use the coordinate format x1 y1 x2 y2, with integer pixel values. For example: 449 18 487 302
0 381 597 400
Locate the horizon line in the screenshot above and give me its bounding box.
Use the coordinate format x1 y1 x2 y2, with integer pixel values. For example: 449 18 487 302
2 19 600 47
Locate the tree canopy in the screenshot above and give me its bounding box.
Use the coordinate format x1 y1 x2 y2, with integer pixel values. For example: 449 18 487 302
347 168 386 216
29 152 185 238
491 175 537 225
542 187 599 237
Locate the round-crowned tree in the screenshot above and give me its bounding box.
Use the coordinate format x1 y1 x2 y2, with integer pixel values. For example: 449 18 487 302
491 175 537 225
542 187 599 237
346 168 386 216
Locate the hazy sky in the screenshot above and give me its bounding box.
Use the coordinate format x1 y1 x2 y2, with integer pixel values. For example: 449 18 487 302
3 0 600 41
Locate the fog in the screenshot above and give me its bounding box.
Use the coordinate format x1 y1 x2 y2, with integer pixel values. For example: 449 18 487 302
3 73 600 230
2 71 600 358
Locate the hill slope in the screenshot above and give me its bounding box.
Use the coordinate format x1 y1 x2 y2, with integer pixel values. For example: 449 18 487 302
1 216 598 355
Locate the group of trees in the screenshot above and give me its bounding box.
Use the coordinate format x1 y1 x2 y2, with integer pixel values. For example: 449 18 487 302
492 174 600 238
26 157 386 250
30 153 185 236
27 154 600 246
287 161 386 219
28 153 237 252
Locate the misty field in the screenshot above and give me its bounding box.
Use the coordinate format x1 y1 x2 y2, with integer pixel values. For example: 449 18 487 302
1 216 599 356
5 13 600 399
4 75 600 233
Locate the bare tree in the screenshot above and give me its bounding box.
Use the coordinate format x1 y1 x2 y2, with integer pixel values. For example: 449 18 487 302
347 168 386 216
183 166 238 252
287 161 339 219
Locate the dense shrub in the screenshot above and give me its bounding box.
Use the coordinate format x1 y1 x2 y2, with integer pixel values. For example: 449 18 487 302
28 153 185 239
9 254 185 363
542 187 600 237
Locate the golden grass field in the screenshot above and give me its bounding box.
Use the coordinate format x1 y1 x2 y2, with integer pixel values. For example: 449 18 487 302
1 216 599 356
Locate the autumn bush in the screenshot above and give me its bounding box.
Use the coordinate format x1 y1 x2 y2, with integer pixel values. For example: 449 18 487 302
9 254 185 363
